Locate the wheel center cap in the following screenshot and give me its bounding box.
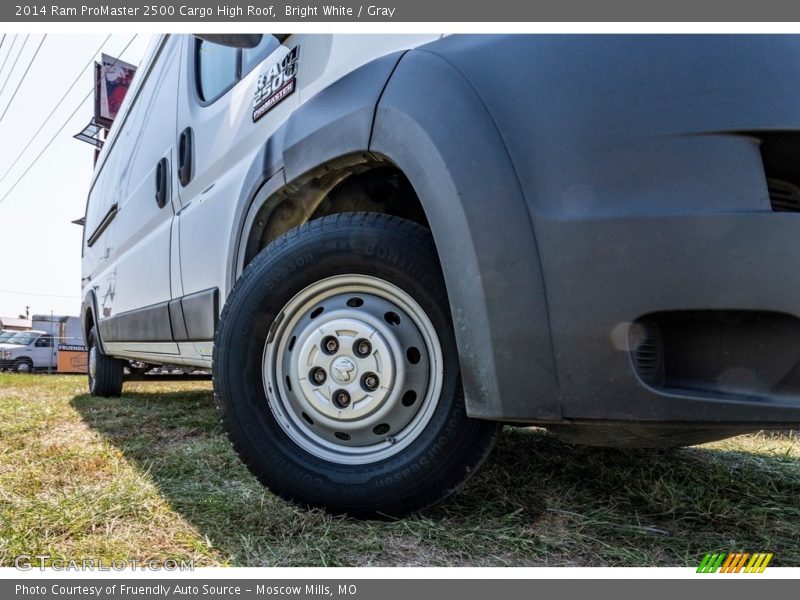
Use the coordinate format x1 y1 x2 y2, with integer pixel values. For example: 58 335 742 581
331 356 357 384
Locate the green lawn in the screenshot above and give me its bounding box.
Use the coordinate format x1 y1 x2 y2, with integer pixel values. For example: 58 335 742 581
1 374 799 567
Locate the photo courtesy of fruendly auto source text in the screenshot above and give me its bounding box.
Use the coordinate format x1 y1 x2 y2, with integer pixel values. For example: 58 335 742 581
1 0 800 596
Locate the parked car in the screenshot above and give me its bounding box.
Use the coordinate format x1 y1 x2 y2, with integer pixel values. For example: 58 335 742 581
81 34 800 515
0 330 57 372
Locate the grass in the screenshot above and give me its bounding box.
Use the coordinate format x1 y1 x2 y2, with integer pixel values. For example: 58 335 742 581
0 373 799 567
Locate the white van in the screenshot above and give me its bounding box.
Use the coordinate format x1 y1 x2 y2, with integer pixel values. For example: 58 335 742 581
0 330 57 372
82 34 800 515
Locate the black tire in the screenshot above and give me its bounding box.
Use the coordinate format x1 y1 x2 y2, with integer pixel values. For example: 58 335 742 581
13 358 33 373
214 213 499 517
87 326 124 397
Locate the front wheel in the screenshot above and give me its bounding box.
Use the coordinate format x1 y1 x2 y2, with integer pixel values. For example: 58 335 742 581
13 358 33 373
87 326 124 397
214 213 498 517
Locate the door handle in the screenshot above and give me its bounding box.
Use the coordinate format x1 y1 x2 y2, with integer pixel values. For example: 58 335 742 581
155 157 169 208
178 127 194 187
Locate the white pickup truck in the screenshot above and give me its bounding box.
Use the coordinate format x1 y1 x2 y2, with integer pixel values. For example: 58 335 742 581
0 330 57 372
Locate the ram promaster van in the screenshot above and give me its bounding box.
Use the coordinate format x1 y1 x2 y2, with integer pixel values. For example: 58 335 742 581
81 34 800 515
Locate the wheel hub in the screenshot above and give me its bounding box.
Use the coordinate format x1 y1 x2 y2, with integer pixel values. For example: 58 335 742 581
291 316 397 426
263 275 443 465
330 356 357 385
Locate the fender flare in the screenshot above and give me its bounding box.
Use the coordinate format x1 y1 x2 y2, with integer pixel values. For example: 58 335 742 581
225 51 407 292
12 356 33 369
81 288 104 353
370 48 561 421
223 45 562 421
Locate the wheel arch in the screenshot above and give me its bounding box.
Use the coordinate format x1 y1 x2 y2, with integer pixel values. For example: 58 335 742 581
81 289 104 354
225 50 412 294
12 356 34 373
227 46 562 422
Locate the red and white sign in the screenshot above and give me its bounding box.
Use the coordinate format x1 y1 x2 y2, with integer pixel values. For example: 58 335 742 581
98 53 137 122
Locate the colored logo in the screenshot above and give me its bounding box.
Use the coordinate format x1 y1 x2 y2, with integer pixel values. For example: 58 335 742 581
697 552 773 573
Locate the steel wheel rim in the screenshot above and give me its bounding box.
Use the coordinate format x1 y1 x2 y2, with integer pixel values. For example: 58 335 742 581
88 346 97 387
263 274 443 465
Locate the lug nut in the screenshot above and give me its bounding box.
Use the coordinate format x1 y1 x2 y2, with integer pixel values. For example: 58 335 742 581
355 338 372 357
362 372 379 392
322 336 339 354
310 367 327 385
333 389 351 408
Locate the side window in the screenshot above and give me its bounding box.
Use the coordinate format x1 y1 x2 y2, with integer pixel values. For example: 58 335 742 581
194 35 282 104
196 39 238 102
35 335 53 348
242 36 280 75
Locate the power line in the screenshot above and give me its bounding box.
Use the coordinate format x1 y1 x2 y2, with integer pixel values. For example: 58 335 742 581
0 288 80 299
0 35 111 187
0 35 18 84
0 34 29 100
0 34 47 124
0 35 15 79
0 34 138 208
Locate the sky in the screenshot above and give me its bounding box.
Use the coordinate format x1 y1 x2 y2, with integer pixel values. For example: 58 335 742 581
0 33 151 320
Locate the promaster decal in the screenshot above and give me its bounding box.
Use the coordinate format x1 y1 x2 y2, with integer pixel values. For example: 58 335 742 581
253 45 299 122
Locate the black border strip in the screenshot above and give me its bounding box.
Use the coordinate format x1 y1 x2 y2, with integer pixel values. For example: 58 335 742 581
86 202 118 248
98 288 218 344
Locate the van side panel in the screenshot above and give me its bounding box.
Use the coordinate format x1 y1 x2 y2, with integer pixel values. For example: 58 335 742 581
84 35 182 355
174 38 300 354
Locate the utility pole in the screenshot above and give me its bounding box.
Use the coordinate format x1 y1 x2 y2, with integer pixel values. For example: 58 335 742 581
48 309 54 375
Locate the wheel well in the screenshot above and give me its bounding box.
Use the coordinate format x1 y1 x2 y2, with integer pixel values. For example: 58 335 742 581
242 159 430 270
84 306 94 345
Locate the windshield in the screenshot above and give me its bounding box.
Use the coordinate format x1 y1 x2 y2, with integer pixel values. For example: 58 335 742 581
5 332 38 346
0 331 16 342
